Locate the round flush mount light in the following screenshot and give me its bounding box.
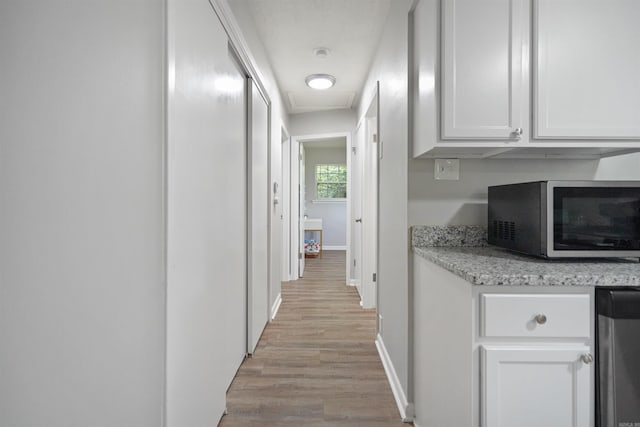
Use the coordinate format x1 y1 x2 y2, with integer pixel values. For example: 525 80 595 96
305 74 336 90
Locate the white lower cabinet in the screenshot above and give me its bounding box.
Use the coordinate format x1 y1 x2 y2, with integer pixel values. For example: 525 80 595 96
412 256 595 427
481 345 592 427
477 291 594 427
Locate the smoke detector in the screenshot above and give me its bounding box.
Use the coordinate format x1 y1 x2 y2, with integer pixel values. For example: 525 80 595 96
313 47 331 58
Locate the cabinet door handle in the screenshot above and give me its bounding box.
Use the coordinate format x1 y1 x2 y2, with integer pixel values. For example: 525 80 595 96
534 314 547 325
581 354 593 364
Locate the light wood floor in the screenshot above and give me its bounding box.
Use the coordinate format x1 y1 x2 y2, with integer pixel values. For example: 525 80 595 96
219 250 407 426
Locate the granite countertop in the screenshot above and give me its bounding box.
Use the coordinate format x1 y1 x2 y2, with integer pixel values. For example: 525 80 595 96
412 226 640 287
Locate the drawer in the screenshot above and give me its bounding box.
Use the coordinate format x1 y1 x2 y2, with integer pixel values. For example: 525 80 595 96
480 293 591 338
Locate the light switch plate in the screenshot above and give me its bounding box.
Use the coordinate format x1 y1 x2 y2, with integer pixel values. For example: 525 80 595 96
434 158 460 180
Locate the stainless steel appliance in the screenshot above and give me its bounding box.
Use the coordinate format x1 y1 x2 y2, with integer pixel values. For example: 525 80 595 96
488 181 640 259
596 288 640 427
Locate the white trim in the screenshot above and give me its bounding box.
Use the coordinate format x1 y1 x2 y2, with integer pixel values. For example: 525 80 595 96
312 199 346 204
270 293 282 321
375 334 414 423
349 279 359 287
294 132 352 142
323 245 347 251
208 0 271 106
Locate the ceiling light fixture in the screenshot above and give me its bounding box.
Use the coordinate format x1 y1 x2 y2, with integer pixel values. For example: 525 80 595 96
305 74 336 90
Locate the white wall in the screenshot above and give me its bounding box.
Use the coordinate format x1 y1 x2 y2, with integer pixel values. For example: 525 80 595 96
596 152 640 180
304 146 348 247
356 0 413 414
290 109 357 136
407 150 640 229
227 0 291 314
0 1 165 426
408 158 601 226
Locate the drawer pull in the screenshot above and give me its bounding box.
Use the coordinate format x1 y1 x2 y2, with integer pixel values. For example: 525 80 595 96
581 354 593 364
534 314 547 325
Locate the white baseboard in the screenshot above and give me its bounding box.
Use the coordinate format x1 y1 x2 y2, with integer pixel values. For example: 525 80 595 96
375 334 414 423
322 245 347 250
270 293 282 321
348 279 359 287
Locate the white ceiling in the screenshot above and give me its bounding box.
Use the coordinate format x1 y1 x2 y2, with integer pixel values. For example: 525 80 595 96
245 0 392 114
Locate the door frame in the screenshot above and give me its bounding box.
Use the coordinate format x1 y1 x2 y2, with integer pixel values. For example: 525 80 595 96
355 84 380 309
246 78 270 354
280 125 291 283
350 120 365 295
289 132 352 282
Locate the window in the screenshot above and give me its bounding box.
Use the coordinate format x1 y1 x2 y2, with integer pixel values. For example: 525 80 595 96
315 164 347 199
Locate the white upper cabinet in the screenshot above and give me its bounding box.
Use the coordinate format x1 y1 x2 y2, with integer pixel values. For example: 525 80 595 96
412 0 640 158
534 0 640 139
442 0 529 140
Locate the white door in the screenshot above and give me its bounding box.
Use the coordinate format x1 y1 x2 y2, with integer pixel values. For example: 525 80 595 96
298 143 305 277
166 1 247 422
247 79 269 354
482 346 592 427
351 122 364 295
357 84 380 310
534 0 640 139
281 131 290 283
290 139 300 279
362 115 378 309
441 0 528 140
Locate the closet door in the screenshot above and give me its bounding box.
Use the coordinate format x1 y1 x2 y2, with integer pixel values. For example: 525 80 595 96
247 79 269 354
166 0 247 424
441 0 529 140
534 0 640 139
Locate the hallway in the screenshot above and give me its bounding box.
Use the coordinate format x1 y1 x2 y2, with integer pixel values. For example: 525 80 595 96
220 251 406 426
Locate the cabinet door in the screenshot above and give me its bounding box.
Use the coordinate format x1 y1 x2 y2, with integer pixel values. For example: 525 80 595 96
442 0 529 140
482 346 592 427
534 0 640 139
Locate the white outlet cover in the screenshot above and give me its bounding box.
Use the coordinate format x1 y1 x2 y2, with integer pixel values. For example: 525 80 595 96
434 158 460 180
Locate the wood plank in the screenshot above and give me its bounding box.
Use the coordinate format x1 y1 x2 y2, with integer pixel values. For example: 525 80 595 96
219 250 406 426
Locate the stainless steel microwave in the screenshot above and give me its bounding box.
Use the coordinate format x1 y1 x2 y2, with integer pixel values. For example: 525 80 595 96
488 181 640 259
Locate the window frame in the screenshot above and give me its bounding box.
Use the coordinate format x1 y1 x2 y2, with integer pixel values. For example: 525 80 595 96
314 163 347 200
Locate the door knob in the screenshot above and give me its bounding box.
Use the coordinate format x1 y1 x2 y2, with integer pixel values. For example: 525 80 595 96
581 354 593 364
513 128 523 138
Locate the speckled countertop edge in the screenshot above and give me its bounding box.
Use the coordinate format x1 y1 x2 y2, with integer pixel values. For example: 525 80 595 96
412 225 488 248
412 226 640 287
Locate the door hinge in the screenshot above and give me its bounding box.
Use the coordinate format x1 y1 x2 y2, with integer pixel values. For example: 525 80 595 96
373 134 378 143
299 153 303 161
372 273 377 282
353 259 356 267
299 253 302 260
352 146 357 154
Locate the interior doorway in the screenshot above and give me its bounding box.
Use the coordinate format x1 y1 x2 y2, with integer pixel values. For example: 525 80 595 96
290 133 351 280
